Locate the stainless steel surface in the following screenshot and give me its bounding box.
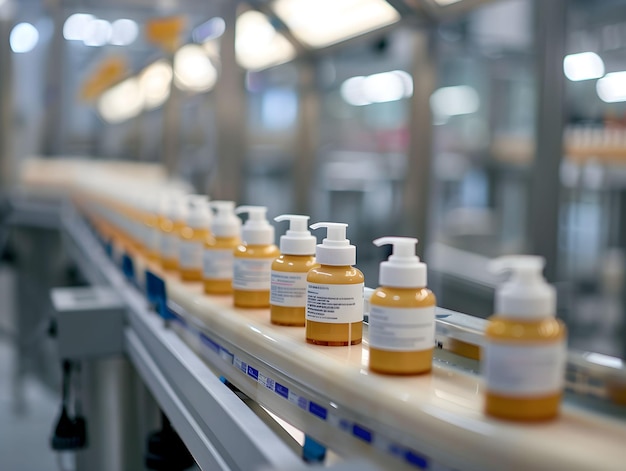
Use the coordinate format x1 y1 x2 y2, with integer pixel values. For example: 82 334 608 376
528 0 566 282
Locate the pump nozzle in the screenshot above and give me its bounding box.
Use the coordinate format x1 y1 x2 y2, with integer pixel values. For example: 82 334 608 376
489 255 545 282
209 201 240 237
373 236 426 287
185 194 211 228
373 237 420 262
489 255 555 318
274 215 315 255
310 222 355 266
235 205 274 245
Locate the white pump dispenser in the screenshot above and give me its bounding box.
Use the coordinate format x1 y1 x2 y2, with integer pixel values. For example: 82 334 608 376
374 237 426 288
235 206 274 245
490 255 556 319
309 222 355 266
274 215 316 255
210 201 240 237
186 195 211 228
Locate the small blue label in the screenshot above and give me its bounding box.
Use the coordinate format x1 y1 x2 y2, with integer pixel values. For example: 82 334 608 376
405 450 429 469
308 402 327 421
274 382 289 399
339 418 351 432
200 333 220 354
352 424 372 443
121 254 135 282
247 366 259 381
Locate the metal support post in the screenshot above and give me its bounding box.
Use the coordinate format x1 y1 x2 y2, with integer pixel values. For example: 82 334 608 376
293 59 319 215
404 28 437 258
528 0 567 282
210 1 246 201
0 13 13 186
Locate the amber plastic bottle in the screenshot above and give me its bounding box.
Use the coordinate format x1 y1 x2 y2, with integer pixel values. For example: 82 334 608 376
141 196 160 263
232 206 279 308
270 215 318 326
158 193 185 271
179 196 211 282
203 201 241 295
306 223 364 346
484 256 567 421
369 237 436 375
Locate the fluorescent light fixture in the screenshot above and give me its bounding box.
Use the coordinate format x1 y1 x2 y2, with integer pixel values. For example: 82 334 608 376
597 71 626 103
563 52 604 82
63 13 93 41
272 0 400 48
140 60 172 110
83 19 112 47
110 19 139 46
235 10 295 71
192 17 226 43
434 0 463 5
174 44 217 93
97 78 144 123
430 85 479 121
10 22 39 53
340 70 412 106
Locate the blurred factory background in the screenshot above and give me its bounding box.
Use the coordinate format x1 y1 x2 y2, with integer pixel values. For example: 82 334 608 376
1 0 626 469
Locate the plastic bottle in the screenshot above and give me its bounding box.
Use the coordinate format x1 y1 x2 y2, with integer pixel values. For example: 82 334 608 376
484 256 567 421
141 195 160 263
270 215 318 326
158 193 182 271
232 206 279 308
179 195 211 282
203 201 241 295
369 237 436 375
306 222 364 346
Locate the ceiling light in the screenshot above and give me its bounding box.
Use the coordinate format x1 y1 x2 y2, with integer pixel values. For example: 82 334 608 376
63 13 93 41
235 10 295 71
174 44 217 93
430 85 480 120
110 19 139 46
83 19 112 47
10 22 39 53
340 70 412 106
97 78 144 123
272 0 400 48
140 60 172 109
563 52 604 82
597 71 626 103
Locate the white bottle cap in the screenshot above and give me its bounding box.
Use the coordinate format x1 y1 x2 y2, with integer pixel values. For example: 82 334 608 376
235 205 274 245
490 255 556 319
186 194 211 229
373 237 426 288
210 201 241 237
309 222 355 266
274 214 316 255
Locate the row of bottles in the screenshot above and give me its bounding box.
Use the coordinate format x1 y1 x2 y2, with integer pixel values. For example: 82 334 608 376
80 183 566 422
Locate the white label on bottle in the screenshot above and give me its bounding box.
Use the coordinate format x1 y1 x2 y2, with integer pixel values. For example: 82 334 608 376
179 241 203 269
369 306 435 352
161 233 178 259
203 249 234 280
306 283 364 324
233 258 273 290
483 341 566 396
270 271 308 307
